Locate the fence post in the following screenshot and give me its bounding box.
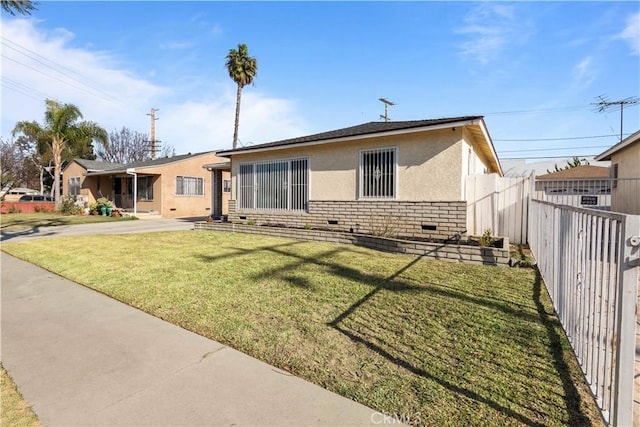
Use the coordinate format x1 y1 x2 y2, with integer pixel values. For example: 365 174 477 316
613 214 640 426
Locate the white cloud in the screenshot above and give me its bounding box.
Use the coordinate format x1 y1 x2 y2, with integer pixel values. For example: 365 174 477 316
572 56 596 90
1 19 306 153
617 11 640 55
455 4 516 65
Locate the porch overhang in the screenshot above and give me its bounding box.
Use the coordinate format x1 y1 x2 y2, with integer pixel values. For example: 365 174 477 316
202 162 231 171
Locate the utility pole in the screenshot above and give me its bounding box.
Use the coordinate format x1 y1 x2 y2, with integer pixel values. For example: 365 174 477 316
592 95 639 141
145 108 161 160
379 98 395 122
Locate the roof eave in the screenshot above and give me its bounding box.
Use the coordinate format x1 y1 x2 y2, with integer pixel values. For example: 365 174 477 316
595 130 640 161
217 118 483 157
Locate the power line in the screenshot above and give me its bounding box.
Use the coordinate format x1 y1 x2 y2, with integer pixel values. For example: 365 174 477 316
499 145 611 153
494 133 630 142
1 37 123 104
501 154 604 160
1 55 123 105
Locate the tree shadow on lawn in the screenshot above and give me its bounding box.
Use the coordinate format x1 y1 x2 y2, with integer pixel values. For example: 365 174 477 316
324 261 593 426
196 239 593 426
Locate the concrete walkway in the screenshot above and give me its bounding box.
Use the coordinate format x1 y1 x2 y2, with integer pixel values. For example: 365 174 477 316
1 252 381 426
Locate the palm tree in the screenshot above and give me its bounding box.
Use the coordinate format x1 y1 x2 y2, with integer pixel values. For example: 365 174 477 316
1 0 37 15
225 43 258 149
12 99 107 208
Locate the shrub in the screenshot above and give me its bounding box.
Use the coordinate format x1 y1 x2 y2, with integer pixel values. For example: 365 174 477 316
480 229 493 247
8 205 20 214
58 196 82 215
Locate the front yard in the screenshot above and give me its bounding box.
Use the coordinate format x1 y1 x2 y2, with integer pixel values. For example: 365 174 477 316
0 212 134 232
2 230 603 426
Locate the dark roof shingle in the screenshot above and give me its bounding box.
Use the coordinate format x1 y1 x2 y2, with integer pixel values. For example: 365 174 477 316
217 116 483 155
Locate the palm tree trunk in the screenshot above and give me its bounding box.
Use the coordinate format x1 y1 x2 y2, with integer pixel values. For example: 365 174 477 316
52 136 64 209
233 83 242 149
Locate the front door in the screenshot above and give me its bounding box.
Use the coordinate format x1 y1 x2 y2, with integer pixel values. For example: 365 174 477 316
113 177 133 209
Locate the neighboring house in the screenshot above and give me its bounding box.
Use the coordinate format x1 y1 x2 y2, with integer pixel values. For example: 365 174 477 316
62 152 231 218
535 165 612 210
215 116 502 240
595 130 640 215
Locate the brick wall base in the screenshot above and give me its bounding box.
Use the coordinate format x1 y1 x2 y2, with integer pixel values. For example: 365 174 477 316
194 222 509 266
227 199 467 240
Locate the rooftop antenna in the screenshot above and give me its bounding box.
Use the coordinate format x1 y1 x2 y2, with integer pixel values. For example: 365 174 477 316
592 95 639 141
379 98 395 122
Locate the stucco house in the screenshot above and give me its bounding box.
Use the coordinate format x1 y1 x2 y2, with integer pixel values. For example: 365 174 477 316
215 116 502 240
62 152 231 218
595 130 640 215
535 165 612 210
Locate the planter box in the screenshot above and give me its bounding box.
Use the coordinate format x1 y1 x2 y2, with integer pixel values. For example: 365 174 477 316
194 221 510 266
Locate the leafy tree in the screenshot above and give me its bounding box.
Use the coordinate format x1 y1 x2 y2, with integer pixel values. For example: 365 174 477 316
547 156 590 174
0 138 23 189
14 134 53 193
96 127 176 164
225 43 258 149
12 99 107 207
1 0 37 15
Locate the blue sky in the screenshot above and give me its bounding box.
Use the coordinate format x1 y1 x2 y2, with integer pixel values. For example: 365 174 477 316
1 1 639 164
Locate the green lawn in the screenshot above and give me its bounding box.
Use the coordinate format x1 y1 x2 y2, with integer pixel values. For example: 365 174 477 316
2 231 603 426
0 212 135 232
1 365 41 427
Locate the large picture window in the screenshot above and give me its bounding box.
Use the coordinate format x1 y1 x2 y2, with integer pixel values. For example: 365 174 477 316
360 148 397 198
176 176 204 196
137 176 154 201
68 176 80 196
238 158 308 211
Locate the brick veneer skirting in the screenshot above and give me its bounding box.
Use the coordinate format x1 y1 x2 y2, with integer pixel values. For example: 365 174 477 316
194 222 510 266
227 199 467 240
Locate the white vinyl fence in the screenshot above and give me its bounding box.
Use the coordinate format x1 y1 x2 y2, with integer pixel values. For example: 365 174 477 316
529 199 640 426
466 173 533 244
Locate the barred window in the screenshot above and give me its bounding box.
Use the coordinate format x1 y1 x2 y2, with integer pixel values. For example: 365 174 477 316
238 158 308 211
138 176 154 201
360 148 396 198
223 179 232 193
176 176 204 196
68 176 80 196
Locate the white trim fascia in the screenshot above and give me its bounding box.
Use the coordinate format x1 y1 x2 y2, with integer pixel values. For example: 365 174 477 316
218 119 481 157
594 130 640 161
475 118 503 176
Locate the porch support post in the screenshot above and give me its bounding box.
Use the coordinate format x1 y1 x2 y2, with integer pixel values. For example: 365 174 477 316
126 169 137 217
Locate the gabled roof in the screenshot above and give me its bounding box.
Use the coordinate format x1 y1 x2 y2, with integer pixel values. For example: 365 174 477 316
81 151 219 176
595 130 640 161
536 165 610 180
73 159 124 172
217 116 483 156
216 116 502 175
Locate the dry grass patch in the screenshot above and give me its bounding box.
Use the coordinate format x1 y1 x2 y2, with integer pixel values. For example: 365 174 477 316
1 365 41 427
2 231 604 426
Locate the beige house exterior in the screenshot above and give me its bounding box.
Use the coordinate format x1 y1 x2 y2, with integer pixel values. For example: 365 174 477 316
62 152 231 218
216 116 502 240
595 130 640 215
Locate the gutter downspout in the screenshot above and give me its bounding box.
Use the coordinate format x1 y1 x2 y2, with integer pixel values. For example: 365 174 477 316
126 168 137 217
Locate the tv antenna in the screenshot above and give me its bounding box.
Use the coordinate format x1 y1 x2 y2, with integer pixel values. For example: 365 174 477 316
379 98 395 122
592 95 639 141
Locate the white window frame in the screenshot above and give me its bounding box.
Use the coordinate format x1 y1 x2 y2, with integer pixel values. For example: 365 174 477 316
176 176 205 197
223 179 232 193
237 157 309 211
359 147 398 199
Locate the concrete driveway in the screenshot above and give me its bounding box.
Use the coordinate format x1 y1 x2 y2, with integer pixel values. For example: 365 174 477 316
1 217 201 243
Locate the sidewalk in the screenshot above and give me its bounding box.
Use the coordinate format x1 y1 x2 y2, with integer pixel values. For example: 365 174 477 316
1 252 381 426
